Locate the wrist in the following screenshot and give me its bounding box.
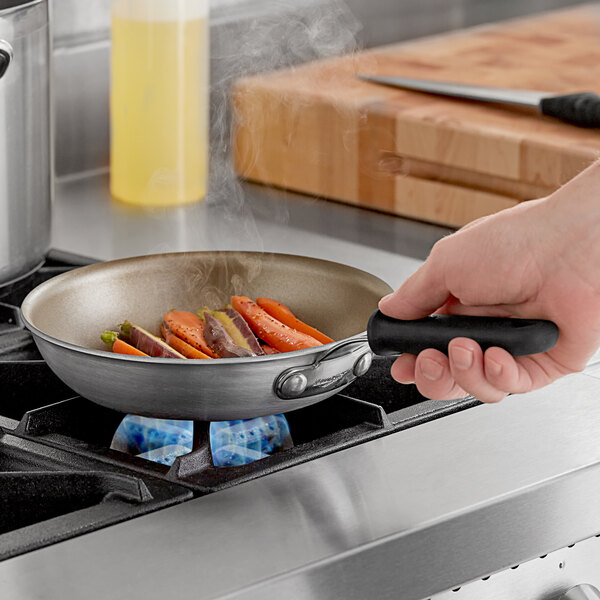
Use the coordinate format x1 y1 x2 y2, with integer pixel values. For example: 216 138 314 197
546 159 600 216
542 161 600 293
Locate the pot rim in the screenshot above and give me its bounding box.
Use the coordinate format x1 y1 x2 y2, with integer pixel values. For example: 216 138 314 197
0 0 44 14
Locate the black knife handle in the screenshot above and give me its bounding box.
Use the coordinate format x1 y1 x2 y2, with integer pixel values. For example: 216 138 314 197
540 92 600 127
367 311 559 357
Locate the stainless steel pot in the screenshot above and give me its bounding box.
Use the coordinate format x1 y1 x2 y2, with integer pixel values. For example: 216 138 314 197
0 0 51 284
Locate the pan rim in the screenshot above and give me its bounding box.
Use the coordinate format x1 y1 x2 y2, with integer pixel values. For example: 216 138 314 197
20 250 389 365
23 316 367 364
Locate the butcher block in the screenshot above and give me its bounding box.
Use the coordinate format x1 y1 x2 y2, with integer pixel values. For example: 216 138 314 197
233 5 600 227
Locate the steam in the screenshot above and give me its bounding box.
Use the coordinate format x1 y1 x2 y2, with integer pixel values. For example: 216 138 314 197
207 0 362 249
138 0 364 303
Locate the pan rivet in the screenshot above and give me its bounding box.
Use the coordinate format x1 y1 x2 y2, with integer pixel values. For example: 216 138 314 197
280 373 308 398
354 352 373 377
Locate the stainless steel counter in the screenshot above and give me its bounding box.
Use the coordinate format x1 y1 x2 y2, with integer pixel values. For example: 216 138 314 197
4 174 597 598
51 172 451 287
2 374 600 599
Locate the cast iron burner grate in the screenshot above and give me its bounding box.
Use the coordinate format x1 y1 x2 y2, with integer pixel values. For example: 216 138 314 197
0 250 479 557
0 252 192 561
0 429 192 561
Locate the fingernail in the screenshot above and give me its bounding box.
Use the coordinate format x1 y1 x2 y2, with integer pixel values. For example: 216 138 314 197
421 358 443 381
487 357 502 377
453 346 474 370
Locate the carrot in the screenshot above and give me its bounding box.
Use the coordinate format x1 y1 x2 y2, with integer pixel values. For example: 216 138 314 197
163 310 220 358
261 344 280 355
256 298 334 344
101 330 149 357
231 296 322 353
114 338 149 357
120 321 186 359
161 325 212 360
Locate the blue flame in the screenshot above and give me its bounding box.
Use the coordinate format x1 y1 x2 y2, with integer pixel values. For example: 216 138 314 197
111 414 293 467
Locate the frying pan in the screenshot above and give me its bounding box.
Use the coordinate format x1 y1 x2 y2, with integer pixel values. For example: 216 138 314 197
20 251 559 421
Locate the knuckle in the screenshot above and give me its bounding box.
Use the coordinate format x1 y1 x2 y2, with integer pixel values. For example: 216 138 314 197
429 238 448 261
481 391 507 404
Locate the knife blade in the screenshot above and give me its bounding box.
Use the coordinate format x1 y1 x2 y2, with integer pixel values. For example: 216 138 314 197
356 74 600 127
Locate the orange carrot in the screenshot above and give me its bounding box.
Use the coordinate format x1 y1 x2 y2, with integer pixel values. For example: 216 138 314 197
102 330 149 357
256 297 334 344
231 296 322 353
163 311 220 358
113 338 149 357
261 344 280 355
161 325 212 360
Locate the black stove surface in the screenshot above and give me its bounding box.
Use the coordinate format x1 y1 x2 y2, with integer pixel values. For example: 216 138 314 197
0 250 478 560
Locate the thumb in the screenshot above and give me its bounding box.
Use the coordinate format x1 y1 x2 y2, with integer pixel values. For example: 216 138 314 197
379 259 450 320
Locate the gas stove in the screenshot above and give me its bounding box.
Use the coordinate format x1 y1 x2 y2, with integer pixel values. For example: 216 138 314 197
4 252 600 600
5 251 600 600
0 250 479 562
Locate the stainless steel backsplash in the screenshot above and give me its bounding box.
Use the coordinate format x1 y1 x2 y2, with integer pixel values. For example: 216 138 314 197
51 0 587 177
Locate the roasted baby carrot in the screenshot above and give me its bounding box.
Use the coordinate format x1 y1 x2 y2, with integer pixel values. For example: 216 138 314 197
114 338 149 357
201 312 254 358
261 344 280 355
256 297 334 344
120 321 186 359
101 331 149 357
163 310 220 358
203 308 264 355
231 296 322 353
161 325 212 359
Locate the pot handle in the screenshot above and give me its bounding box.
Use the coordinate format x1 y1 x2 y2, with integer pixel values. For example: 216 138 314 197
560 584 600 600
0 41 13 80
367 310 559 357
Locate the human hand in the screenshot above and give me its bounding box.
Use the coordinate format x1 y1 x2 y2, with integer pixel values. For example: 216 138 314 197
379 164 600 402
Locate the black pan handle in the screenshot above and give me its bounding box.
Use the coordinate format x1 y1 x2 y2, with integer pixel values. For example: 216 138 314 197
539 92 600 128
367 310 559 357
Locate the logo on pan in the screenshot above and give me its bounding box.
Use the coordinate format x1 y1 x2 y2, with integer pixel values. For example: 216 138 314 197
313 372 349 390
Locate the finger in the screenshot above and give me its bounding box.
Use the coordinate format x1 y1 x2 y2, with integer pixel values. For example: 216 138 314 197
448 338 506 403
456 215 487 232
435 298 515 318
483 347 534 394
379 258 450 320
390 354 417 383
413 349 466 400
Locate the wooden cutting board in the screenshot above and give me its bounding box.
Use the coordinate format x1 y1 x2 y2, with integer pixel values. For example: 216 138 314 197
233 5 600 227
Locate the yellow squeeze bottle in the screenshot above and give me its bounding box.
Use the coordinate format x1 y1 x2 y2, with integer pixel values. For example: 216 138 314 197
110 0 209 207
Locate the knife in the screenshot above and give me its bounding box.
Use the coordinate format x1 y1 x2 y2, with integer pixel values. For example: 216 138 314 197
356 74 600 128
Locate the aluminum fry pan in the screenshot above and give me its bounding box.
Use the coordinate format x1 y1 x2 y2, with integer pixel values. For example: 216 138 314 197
21 251 393 421
21 251 559 421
